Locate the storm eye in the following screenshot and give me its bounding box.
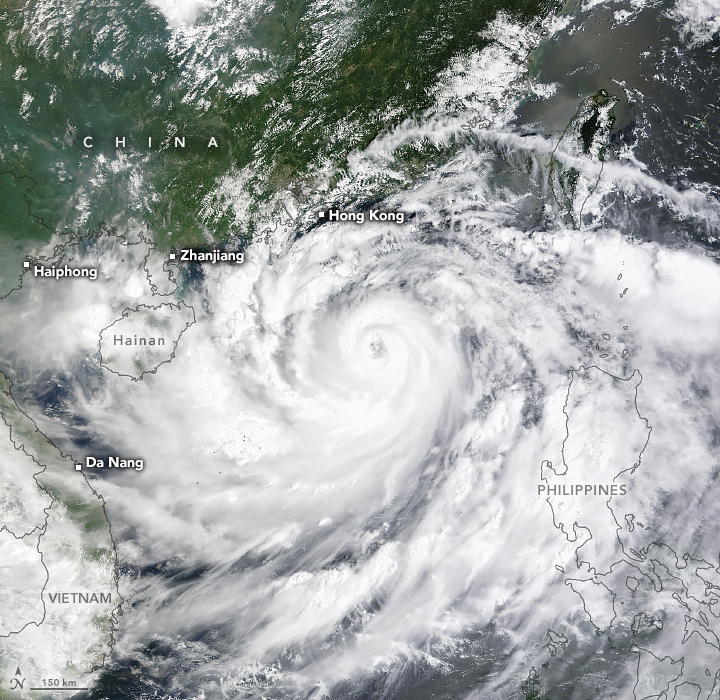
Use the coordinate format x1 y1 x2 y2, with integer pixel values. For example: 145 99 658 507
368 338 385 356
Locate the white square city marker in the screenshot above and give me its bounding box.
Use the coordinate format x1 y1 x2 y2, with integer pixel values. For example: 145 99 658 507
318 211 325 218
23 261 30 268
170 253 176 260
75 463 82 471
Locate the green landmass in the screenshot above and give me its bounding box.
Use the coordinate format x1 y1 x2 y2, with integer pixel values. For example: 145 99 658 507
549 88 617 227
522 667 555 700
0 0 558 250
0 171 52 295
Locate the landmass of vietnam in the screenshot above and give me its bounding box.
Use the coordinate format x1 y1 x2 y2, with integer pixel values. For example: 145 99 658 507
0 372 119 683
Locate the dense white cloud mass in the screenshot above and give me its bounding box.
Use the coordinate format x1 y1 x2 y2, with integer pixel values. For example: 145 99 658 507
147 0 207 25
1 127 720 698
668 0 720 45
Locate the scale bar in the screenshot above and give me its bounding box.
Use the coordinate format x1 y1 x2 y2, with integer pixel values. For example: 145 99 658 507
29 688 89 691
